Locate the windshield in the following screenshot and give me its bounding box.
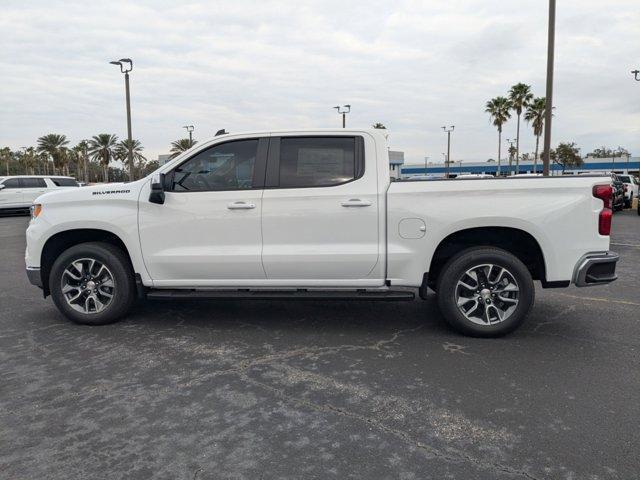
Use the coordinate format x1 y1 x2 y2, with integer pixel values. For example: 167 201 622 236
618 175 631 183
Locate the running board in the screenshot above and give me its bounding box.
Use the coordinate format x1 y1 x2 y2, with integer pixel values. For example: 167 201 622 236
146 289 415 301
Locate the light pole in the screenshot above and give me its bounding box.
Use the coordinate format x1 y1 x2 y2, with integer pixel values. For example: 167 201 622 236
441 152 447 177
542 0 556 177
442 126 454 178
183 125 195 147
110 58 134 181
424 156 429 175
334 105 351 128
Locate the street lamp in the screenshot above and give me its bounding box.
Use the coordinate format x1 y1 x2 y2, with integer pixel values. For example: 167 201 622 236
424 156 429 175
442 126 454 178
334 105 351 128
542 0 556 177
183 125 195 147
632 69 640 81
110 58 134 181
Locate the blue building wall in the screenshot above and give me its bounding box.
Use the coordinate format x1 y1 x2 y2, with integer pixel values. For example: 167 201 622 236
401 158 640 176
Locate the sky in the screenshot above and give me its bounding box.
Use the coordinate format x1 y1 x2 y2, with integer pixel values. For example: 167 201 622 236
1 0 639 165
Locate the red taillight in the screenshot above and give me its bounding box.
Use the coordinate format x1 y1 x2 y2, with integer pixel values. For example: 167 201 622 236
593 184 612 235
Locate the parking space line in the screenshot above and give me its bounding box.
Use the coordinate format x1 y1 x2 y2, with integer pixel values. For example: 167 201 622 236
552 292 640 307
610 242 640 248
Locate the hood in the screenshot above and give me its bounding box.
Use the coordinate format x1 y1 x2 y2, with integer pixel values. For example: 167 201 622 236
35 179 149 205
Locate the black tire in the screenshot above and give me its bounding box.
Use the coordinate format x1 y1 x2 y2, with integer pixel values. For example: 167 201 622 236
436 247 534 337
49 242 136 325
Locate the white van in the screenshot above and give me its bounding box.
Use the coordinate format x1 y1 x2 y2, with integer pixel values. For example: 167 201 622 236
0 176 79 211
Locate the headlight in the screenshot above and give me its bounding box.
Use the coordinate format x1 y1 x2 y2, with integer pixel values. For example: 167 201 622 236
30 204 43 220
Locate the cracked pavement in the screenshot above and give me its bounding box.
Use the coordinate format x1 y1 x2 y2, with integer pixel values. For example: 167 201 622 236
1 211 639 479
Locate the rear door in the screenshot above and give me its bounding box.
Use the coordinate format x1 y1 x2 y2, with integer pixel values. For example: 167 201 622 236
261 134 381 285
0 178 25 207
20 177 48 204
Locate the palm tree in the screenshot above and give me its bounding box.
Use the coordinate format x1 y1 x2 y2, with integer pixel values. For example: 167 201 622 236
37 134 69 175
485 96 512 176
0 147 12 176
21 147 38 175
169 138 197 159
116 139 147 179
73 140 90 182
508 83 534 174
524 97 546 174
88 134 118 182
115 139 146 164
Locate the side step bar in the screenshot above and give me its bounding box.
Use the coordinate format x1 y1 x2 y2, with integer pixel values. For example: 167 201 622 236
146 289 415 301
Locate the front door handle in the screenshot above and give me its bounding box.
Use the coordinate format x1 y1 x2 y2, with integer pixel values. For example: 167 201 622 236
227 201 256 210
341 199 372 207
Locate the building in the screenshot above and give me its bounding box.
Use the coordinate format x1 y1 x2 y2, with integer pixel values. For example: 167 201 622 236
158 154 171 165
401 155 640 178
388 150 405 179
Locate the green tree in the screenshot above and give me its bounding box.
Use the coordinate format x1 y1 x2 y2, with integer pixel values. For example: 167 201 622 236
169 138 197 159
524 97 546 173
37 134 69 175
508 83 534 174
550 142 583 173
115 139 147 181
21 147 39 175
72 140 90 182
88 134 118 182
485 96 512 176
1 147 12 176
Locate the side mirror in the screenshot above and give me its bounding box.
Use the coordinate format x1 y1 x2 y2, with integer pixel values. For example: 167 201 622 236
0 184 5 191
149 173 166 205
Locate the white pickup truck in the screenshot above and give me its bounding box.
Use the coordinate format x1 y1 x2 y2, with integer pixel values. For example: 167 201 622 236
25 129 619 336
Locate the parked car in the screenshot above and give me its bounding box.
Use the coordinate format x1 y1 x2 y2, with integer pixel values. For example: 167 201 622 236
0 176 79 212
610 173 625 211
25 129 618 337
455 174 494 179
616 174 638 208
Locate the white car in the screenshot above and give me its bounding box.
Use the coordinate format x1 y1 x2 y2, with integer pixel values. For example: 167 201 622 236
0 176 78 211
616 174 638 208
456 174 494 179
25 129 618 337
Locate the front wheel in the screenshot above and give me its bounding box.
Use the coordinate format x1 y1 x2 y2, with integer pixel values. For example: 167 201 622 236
436 247 534 337
49 242 136 325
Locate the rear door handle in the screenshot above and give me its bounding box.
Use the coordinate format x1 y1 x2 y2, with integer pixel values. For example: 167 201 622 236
341 199 372 207
227 201 256 210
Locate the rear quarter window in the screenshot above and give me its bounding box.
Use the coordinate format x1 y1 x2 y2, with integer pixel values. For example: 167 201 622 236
51 178 79 187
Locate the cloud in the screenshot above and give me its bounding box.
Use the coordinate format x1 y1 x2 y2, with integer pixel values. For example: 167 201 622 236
0 0 638 164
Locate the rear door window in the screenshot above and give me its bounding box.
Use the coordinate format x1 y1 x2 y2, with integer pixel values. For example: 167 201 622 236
51 178 79 187
21 178 47 188
274 136 364 188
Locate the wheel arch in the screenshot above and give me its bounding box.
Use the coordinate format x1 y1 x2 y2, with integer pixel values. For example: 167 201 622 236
426 226 550 290
40 229 135 296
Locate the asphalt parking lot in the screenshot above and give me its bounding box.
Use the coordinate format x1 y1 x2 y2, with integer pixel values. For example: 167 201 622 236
1 211 638 480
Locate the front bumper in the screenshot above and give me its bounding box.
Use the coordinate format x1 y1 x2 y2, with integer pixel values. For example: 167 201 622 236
26 267 42 288
573 252 619 287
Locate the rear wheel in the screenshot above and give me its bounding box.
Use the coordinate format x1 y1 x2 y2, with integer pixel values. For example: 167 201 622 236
49 242 136 325
436 247 534 337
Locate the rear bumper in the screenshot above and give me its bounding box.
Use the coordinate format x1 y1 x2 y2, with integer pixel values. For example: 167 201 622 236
26 267 42 288
573 252 619 287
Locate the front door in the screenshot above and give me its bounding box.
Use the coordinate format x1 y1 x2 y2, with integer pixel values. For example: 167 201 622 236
0 178 24 208
138 137 268 287
261 135 381 285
